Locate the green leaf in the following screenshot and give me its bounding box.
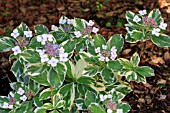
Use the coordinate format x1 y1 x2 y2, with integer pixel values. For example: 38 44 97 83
74 59 86 79
88 103 106 113
18 22 29 32
21 49 41 63
73 18 88 31
28 36 43 49
148 9 163 24
107 60 122 71
121 71 146 83
94 34 106 48
65 61 76 79
47 67 65 89
101 67 114 83
34 107 46 113
62 40 76 53
26 64 50 86
75 98 87 110
107 34 124 54
11 58 24 79
130 52 140 66
77 76 95 84
34 25 49 35
130 30 144 41
33 95 43 107
108 82 132 96
126 11 141 25
84 65 99 76
54 100 65 109
58 83 75 109
53 94 66 109
0 37 16 52
51 28 67 43
87 42 96 56
117 102 131 113
39 88 52 100
43 103 53 110
15 101 33 112
84 91 97 106
136 66 154 77
125 33 137 43
75 39 86 52
119 58 133 70
151 34 170 47
49 110 59 113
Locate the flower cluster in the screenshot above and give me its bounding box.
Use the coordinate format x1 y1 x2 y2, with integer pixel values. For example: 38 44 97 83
142 16 157 28
95 45 117 62
36 43 68 67
2 87 28 109
59 18 74 25
74 20 99 38
11 29 32 38
151 22 167 36
17 88 27 101
99 94 123 113
37 34 53 45
15 37 29 47
132 10 168 37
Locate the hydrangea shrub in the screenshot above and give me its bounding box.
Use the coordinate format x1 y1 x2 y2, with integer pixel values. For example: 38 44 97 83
0 14 156 113
125 9 170 47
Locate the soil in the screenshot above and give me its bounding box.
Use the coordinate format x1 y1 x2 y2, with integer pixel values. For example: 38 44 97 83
0 0 170 113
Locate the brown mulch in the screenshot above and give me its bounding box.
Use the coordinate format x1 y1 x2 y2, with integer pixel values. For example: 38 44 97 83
0 0 170 113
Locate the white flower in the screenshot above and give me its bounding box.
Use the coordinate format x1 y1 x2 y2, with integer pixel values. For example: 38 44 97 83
8 105 13 109
107 94 112 98
2 102 9 108
133 16 141 23
159 22 167 30
116 109 123 113
24 31 32 38
20 95 27 101
105 57 110 62
74 31 82 38
88 20 94 26
152 28 160 36
36 49 45 56
37 36 42 42
42 34 53 42
97 53 102 57
59 18 66 24
67 19 74 24
48 57 58 67
40 54 49 63
17 88 24 95
139 10 147 15
59 53 68 62
111 46 117 52
11 29 19 38
99 56 105 61
110 54 117 60
12 46 21 55
51 25 58 31
107 109 113 113
59 47 65 54
95 47 100 53
99 94 108 101
92 27 99 33
37 36 47 45
102 45 107 50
